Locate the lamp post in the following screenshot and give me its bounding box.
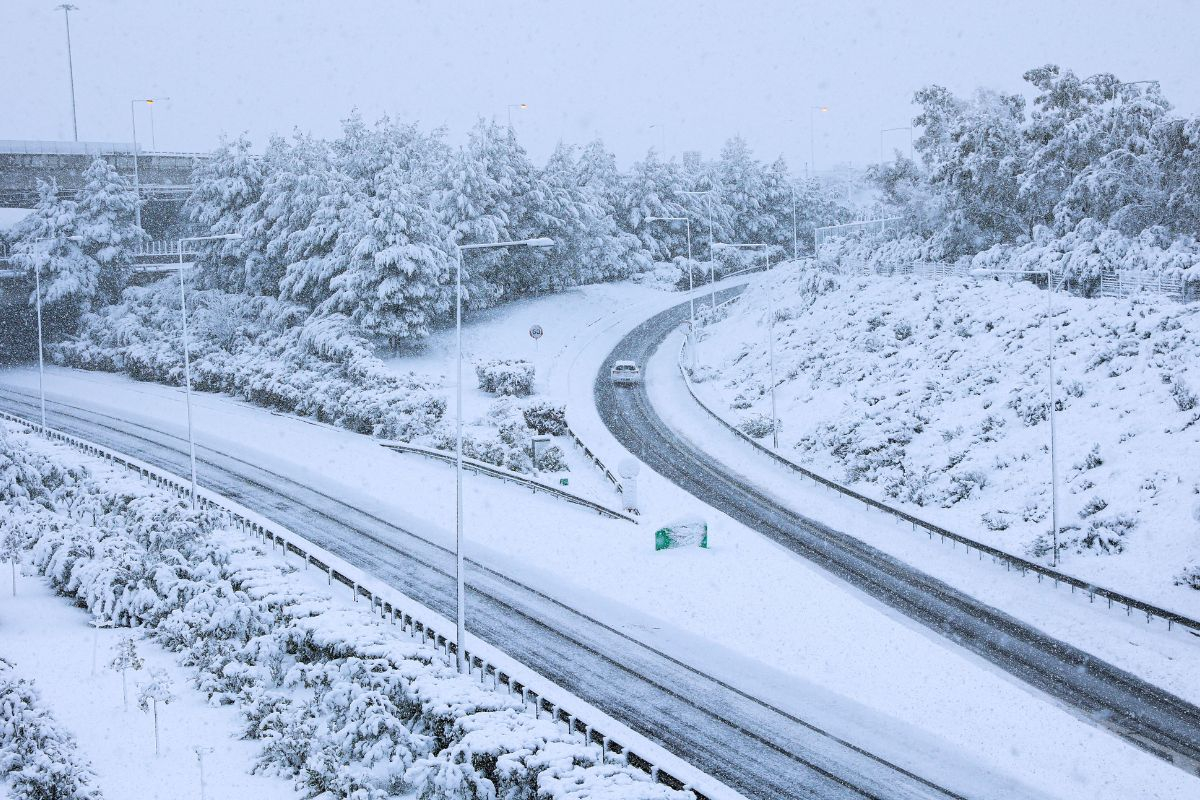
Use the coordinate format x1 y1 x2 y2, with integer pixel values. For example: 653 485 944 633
130 98 160 231
880 126 913 164
55 4 79 141
713 242 777 449
809 106 829 177
506 103 528 128
22 234 82 427
971 267 1066 566
452 236 554 673
646 216 696 366
680 190 717 310
176 233 242 508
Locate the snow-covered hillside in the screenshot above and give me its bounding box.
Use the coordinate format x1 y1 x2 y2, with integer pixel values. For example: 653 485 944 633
693 263 1200 608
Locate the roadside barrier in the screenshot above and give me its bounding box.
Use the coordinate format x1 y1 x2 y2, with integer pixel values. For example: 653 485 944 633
0 408 718 800
378 438 636 523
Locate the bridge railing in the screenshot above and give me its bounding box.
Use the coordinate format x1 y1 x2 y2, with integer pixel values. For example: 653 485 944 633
0 139 209 158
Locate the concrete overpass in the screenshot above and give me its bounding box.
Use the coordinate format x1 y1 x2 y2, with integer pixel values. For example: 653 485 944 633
0 140 206 236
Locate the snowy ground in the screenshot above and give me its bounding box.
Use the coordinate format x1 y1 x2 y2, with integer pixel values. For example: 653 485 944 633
378 282 676 501
690 265 1200 615
1 279 1195 797
0 576 304 800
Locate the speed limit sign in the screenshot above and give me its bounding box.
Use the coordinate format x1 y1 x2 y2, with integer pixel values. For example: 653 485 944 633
529 324 544 340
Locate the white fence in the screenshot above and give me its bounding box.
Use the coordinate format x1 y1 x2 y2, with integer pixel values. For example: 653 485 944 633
814 217 902 254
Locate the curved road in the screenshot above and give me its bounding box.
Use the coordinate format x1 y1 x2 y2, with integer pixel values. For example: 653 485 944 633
0 385 965 800
595 292 1200 781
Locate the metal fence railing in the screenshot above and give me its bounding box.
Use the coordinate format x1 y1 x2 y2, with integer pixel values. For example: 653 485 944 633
675 338 1200 641
814 217 902 254
0 408 716 799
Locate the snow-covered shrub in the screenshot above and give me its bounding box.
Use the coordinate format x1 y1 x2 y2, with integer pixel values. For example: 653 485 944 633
54 282 445 443
1171 380 1198 412
522 401 568 436
475 360 535 397
1175 562 1200 590
0 658 103 800
736 412 778 439
535 445 569 473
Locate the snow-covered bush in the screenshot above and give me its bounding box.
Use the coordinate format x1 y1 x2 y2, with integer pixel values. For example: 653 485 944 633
522 401 569 436
535 445 569 473
0 657 103 800
736 413 778 440
54 281 445 443
1175 562 1200 590
475 360 535 397
4 423 693 800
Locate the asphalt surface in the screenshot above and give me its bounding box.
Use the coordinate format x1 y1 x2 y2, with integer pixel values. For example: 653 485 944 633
595 291 1200 782
0 384 968 800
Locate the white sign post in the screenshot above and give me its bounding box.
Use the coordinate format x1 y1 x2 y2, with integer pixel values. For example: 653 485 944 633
529 324 543 354
618 458 641 514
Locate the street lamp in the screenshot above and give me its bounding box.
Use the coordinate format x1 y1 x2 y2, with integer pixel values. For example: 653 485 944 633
646 216 697 366
680 190 717 310
148 96 170 151
880 126 913 164
809 106 829 177
176 233 242 508
713 242 777 449
130 98 161 231
452 236 554 673
971 267 1066 566
21 234 82 427
55 4 79 141
506 103 528 128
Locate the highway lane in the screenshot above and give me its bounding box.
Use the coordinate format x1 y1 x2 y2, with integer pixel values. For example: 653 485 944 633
0 384 965 800
595 292 1200 780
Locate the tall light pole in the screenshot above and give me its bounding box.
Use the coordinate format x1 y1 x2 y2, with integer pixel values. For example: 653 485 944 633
789 183 799 260
646 216 696 365
713 243 777 448
130 98 160 231
22 234 82 427
56 4 79 141
177 233 242 508
972 267 1066 566
649 123 666 154
148 96 169 151
506 102 528 128
453 236 554 673
809 106 829 177
880 126 913 164
681 189 717 310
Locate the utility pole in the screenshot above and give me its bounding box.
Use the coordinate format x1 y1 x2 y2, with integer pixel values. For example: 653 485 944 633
56 4 79 141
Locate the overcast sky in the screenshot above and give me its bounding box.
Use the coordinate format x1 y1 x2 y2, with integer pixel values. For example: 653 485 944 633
4 0 1199 172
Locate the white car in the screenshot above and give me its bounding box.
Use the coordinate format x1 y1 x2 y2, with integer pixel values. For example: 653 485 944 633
610 360 642 386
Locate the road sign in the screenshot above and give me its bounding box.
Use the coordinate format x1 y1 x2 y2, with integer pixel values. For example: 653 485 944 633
529 324 544 340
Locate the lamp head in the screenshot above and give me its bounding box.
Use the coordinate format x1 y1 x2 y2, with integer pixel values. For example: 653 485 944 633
523 237 554 248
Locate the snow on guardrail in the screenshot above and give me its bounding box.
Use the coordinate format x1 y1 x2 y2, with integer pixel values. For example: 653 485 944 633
674 337 1200 640
0 408 738 800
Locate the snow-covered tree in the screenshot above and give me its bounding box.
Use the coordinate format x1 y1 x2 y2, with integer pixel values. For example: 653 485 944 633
320 163 453 343
109 637 144 711
137 668 175 756
11 180 95 329
74 157 144 304
185 135 263 292
1 528 20 596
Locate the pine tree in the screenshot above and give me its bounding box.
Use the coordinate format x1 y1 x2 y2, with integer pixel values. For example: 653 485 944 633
74 157 143 304
12 180 95 329
184 135 263 292
320 164 453 342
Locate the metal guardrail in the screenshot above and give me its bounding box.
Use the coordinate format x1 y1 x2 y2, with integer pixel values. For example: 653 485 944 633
0 408 707 798
0 139 209 158
814 217 902 253
674 338 1200 640
378 439 636 523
